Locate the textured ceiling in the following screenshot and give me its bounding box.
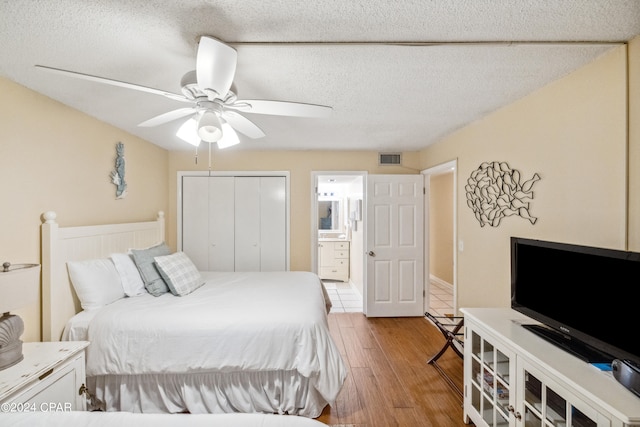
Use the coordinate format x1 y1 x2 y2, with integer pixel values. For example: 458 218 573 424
1 1 639 152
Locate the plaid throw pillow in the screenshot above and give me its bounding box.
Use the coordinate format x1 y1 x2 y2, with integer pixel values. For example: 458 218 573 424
154 251 204 296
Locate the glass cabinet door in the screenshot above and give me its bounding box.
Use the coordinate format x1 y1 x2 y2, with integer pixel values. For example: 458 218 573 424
520 362 603 427
469 330 513 427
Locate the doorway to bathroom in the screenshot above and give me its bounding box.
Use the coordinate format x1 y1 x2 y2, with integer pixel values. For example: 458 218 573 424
423 160 457 317
312 172 365 313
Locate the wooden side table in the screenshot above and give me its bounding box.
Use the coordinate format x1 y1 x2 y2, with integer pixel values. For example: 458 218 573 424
0 341 89 412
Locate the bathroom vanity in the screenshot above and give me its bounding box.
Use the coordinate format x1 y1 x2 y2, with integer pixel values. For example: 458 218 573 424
318 239 350 282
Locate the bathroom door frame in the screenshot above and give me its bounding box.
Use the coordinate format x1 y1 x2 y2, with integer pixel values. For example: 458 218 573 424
422 159 458 315
311 171 367 277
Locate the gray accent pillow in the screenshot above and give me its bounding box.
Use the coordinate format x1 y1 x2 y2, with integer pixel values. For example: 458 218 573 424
130 242 171 296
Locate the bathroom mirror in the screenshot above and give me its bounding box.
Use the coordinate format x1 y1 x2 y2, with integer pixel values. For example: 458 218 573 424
318 200 342 231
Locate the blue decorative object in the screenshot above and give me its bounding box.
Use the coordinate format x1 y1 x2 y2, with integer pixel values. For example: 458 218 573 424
110 142 127 199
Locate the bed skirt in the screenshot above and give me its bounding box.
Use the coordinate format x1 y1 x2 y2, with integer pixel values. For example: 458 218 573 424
1 412 328 427
88 369 329 418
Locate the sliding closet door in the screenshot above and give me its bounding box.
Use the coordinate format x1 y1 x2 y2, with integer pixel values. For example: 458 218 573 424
208 177 235 271
183 176 235 271
182 174 287 272
182 176 209 270
259 177 286 271
234 176 286 271
235 177 261 271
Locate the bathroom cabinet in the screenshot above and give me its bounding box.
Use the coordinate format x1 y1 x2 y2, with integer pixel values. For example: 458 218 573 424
319 240 349 282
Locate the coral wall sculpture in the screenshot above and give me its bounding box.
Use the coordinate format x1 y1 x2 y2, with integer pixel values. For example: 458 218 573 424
465 161 540 227
110 142 127 199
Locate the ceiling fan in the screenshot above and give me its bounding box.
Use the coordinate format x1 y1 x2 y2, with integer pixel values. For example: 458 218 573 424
35 36 332 148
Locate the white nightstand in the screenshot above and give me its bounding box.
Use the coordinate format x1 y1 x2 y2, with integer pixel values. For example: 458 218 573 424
0 341 89 411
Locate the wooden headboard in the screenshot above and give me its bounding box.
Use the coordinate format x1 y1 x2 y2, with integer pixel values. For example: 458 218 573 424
41 211 165 341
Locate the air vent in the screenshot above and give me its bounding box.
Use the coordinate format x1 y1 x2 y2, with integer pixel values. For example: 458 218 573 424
379 153 401 165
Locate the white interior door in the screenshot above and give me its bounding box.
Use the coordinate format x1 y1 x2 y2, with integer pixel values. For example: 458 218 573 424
365 174 424 317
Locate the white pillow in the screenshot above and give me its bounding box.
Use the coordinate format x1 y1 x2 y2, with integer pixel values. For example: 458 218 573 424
154 252 204 296
67 258 125 311
110 253 146 297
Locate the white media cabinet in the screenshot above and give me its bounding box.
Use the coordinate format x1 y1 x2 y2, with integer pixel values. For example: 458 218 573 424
461 308 640 427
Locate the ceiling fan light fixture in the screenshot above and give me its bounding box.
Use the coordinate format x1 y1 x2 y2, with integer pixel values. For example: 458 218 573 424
176 118 201 147
198 110 223 142
217 121 240 149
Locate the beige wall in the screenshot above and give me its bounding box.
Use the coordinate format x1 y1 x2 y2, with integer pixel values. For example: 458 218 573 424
429 172 454 285
419 44 630 311
167 150 421 271
0 77 169 341
2 35 637 342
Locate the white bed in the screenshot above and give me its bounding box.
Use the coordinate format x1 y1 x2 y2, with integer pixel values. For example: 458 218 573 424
40 212 346 418
0 412 328 427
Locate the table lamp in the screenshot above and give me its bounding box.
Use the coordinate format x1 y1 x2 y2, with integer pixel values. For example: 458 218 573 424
0 262 40 370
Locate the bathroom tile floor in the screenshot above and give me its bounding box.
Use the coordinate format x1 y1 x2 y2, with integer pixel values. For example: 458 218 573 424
324 279 453 316
428 280 454 318
323 280 362 313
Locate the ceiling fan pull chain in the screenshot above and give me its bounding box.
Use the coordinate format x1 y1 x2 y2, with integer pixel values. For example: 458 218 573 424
208 141 213 175
194 145 198 165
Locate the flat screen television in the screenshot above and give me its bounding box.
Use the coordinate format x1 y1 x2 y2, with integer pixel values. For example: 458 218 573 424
511 237 640 365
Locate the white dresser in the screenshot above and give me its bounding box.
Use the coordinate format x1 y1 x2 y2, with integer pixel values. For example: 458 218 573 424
462 308 640 427
0 341 89 412
318 240 350 282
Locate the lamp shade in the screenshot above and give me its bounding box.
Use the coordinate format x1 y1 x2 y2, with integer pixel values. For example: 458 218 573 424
217 121 240 149
0 264 40 314
197 111 223 142
176 118 201 147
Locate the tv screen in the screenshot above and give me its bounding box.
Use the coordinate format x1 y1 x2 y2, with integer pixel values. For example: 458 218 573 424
511 237 640 365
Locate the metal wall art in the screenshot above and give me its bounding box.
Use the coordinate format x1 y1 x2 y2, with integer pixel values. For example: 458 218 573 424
465 161 540 227
110 142 127 199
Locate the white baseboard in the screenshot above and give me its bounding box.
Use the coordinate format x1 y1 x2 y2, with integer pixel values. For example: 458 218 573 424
429 274 453 289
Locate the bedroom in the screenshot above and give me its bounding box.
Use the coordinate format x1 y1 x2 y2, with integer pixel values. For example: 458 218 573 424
1 1 640 425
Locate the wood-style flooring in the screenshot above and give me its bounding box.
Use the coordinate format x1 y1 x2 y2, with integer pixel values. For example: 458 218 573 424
315 313 467 427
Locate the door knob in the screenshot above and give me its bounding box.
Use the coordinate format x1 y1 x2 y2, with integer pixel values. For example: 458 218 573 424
368 251 376 257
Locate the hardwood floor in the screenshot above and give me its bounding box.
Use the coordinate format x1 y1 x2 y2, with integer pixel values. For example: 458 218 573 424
315 313 467 427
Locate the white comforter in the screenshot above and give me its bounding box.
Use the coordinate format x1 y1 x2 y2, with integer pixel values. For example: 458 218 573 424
83 271 346 404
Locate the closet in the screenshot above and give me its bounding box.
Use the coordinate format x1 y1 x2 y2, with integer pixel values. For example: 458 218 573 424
181 175 287 272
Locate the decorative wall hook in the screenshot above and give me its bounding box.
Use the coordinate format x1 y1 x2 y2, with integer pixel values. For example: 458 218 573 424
465 161 541 227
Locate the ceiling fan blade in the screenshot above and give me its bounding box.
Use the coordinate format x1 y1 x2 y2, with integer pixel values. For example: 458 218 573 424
228 100 333 118
138 107 196 127
196 36 237 99
35 65 189 102
222 110 265 139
